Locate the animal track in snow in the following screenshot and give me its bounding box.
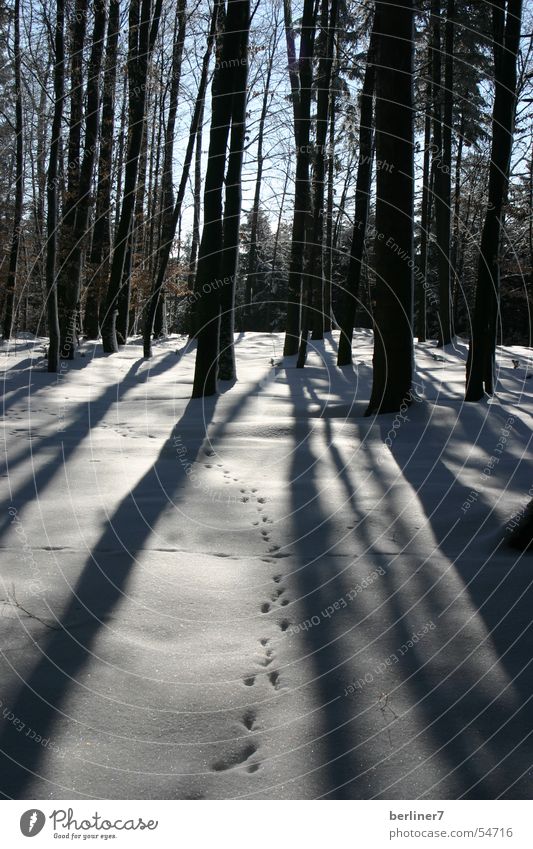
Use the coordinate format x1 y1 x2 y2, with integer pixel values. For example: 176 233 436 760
243 676 256 687
279 619 290 632
211 743 257 772
260 602 271 614
242 708 256 731
268 671 281 690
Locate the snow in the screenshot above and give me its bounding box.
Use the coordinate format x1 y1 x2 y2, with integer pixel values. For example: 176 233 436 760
1 331 532 799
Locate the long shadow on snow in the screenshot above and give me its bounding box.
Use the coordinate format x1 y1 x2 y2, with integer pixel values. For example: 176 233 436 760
386 400 533 799
0 370 271 798
1 350 184 530
283 370 372 799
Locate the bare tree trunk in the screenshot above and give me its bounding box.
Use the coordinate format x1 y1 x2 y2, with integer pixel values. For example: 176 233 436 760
417 70 434 343
57 0 107 358
2 0 23 340
245 24 277 327
85 0 120 340
366 0 414 415
192 0 250 397
218 11 250 380
307 0 338 346
150 0 187 339
465 0 522 400
282 0 316 356
102 0 162 353
143 0 220 357
337 11 378 366
45 0 65 373
56 0 88 352
187 101 204 298
432 0 454 347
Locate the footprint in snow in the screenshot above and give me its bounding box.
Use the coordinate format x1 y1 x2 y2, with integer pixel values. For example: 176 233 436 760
242 708 256 731
211 742 257 772
268 671 281 690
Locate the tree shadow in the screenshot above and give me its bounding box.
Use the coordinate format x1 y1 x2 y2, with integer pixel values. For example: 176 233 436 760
384 400 533 798
0 371 271 798
1 350 184 527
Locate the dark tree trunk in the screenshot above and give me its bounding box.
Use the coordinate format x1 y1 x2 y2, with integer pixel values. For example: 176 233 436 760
187 102 204 296
282 0 316 356
307 0 339 346
218 14 250 380
245 30 275 328
337 12 378 366
143 0 220 357
85 0 120 340
152 0 187 337
57 0 107 358
366 0 414 415
192 0 250 397
45 0 65 373
2 0 23 340
324 64 336 334
416 71 434 344
102 0 162 353
450 110 464 329
465 0 522 400
431 0 454 348
56 0 88 353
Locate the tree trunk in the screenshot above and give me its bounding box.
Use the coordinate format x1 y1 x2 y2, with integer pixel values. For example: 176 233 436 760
307 0 339 346
245 29 275 328
432 0 454 348
187 102 204 290
337 11 378 366
85 0 120 340
102 0 162 353
282 0 316 356
366 0 414 415
218 13 250 380
151 0 187 338
465 0 522 400
143 0 220 357
45 0 65 373
57 0 107 358
56 0 88 353
416 71 434 344
192 0 250 397
2 0 23 340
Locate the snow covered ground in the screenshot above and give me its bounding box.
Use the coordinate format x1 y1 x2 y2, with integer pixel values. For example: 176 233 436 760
1 331 532 799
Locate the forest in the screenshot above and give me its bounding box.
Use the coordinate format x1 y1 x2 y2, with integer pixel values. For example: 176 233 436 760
1 0 533 805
